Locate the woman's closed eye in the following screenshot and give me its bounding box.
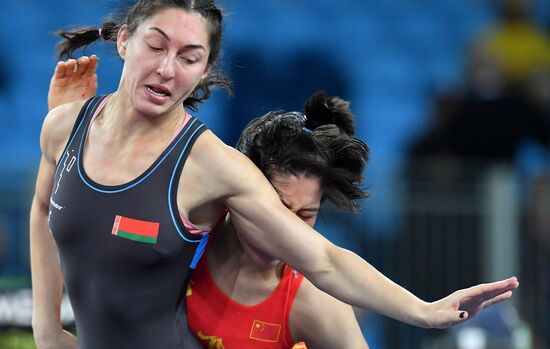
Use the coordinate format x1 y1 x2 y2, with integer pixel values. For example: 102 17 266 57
147 44 163 52
297 211 318 221
180 56 198 64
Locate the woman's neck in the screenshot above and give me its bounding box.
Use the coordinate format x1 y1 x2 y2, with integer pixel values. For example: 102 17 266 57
99 91 185 144
206 215 284 305
208 216 281 274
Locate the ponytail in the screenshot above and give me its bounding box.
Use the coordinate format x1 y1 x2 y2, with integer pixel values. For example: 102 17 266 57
55 18 120 58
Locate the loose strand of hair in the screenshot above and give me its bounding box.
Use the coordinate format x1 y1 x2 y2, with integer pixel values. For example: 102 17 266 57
184 71 233 111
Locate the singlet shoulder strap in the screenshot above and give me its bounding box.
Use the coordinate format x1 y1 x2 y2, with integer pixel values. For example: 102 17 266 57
282 265 304 345
68 96 106 143
166 116 211 261
282 266 305 315
56 95 108 172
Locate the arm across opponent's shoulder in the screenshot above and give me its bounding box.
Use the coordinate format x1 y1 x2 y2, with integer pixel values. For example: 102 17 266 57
188 130 380 311
188 134 415 323
190 130 332 273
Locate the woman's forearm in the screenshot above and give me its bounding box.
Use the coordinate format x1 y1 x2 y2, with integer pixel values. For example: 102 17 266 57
30 196 66 342
305 244 429 327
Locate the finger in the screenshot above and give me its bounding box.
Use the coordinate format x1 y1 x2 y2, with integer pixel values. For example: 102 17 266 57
483 279 519 300
481 290 513 309
508 276 519 289
484 277 519 291
457 311 468 321
445 311 469 327
64 59 77 77
439 310 469 328
53 61 66 79
465 277 519 300
76 56 90 75
91 73 98 91
85 55 99 77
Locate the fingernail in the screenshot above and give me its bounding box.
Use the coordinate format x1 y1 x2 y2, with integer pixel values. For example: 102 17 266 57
459 312 465 319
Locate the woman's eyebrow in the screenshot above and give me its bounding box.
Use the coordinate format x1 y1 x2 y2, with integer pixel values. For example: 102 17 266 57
147 27 171 40
146 27 206 51
280 198 319 212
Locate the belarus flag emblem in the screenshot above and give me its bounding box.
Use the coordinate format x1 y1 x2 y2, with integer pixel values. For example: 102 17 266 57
111 215 160 244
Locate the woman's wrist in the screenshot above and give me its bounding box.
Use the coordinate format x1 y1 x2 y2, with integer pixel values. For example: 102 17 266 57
32 317 63 343
411 300 432 328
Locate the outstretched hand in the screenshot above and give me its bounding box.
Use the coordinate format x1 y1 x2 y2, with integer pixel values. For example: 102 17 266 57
48 55 98 111
426 276 519 328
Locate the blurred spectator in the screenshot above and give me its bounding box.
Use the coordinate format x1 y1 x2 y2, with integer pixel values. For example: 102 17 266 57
407 0 550 181
408 86 549 172
469 0 550 85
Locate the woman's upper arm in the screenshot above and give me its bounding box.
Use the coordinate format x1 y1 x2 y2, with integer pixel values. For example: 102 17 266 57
290 280 370 349
35 101 85 206
33 157 56 213
206 142 332 275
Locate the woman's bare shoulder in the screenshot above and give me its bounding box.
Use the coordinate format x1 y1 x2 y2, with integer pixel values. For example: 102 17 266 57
41 100 88 162
191 130 266 185
290 277 366 347
291 276 355 330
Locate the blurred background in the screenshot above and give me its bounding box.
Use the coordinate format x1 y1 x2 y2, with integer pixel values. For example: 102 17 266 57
0 0 549 348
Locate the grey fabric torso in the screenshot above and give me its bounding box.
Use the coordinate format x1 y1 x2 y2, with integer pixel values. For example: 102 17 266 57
49 95 209 349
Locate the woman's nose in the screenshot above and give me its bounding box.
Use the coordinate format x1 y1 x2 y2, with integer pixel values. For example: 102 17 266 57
157 56 175 80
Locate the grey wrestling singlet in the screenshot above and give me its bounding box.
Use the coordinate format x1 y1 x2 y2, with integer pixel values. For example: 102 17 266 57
49 96 209 349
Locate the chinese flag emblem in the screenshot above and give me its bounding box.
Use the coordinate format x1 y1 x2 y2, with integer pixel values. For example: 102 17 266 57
249 320 281 342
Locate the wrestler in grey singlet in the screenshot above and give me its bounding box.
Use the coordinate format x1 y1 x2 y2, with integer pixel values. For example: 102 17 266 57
49 95 209 349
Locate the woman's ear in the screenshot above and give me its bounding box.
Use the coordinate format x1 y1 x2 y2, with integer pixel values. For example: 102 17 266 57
116 25 129 59
201 64 212 80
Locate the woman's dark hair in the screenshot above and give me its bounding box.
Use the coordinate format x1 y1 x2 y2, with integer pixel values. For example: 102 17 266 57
54 0 232 111
236 91 370 212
